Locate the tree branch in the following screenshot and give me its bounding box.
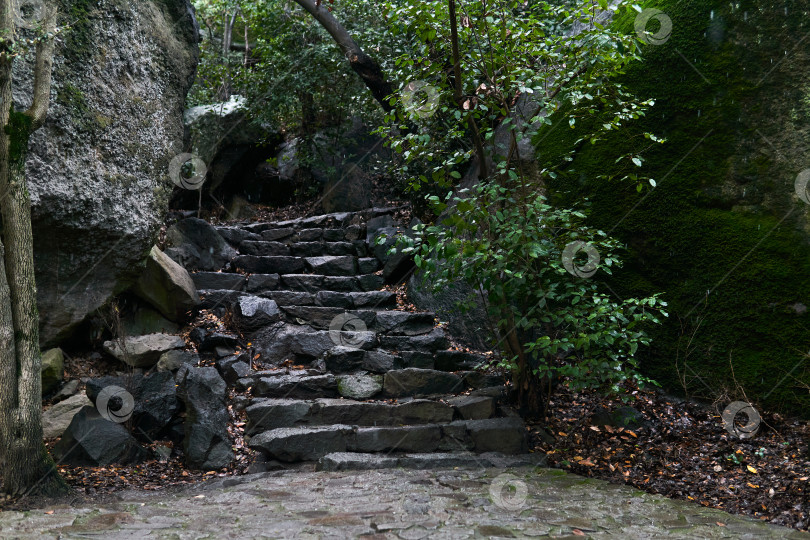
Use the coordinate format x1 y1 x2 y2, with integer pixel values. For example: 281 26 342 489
25 4 57 130
291 0 394 112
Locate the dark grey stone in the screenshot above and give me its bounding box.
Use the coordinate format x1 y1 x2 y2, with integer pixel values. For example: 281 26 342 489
176 366 234 470
53 407 147 466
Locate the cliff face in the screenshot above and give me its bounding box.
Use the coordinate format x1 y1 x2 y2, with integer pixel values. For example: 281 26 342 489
10 0 199 345
543 0 810 413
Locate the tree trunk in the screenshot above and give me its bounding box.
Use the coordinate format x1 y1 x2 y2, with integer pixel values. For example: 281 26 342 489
0 0 68 497
292 0 395 113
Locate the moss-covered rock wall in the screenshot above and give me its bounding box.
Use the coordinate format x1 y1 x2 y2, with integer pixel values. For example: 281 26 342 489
542 0 810 414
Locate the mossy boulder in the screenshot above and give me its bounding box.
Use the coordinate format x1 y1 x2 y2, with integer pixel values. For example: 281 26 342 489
41 348 65 395
11 0 200 346
541 0 810 414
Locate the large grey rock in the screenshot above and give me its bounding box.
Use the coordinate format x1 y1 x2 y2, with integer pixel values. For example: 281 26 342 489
185 96 253 162
164 218 237 271
103 333 185 368
177 366 234 470
134 246 200 321
42 392 92 439
26 0 199 346
41 348 64 395
53 407 147 466
85 372 179 440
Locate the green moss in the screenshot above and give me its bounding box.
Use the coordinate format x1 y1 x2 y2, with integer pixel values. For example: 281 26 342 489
4 110 32 165
539 0 810 415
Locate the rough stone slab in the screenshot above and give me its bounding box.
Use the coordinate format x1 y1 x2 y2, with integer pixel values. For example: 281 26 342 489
103 334 185 368
239 241 291 257
321 276 363 292
252 374 338 399
447 395 496 420
260 227 295 241
294 228 323 242
375 312 435 336
436 351 488 371
317 451 547 471
305 256 358 276
289 331 377 358
280 274 325 291
455 417 528 454
234 296 281 333
324 346 367 373
379 328 449 352
264 291 315 306
245 399 313 433
233 255 305 275
198 289 249 309
246 273 281 293
362 350 400 373
399 351 435 369
357 274 385 291
191 272 246 291
248 425 354 461
384 368 464 397
352 425 442 453
315 291 355 308
215 226 260 246
357 258 380 274
350 291 397 308
280 306 375 330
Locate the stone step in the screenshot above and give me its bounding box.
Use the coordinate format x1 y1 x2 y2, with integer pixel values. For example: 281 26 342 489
245 397 460 433
250 372 338 399
247 417 528 462
383 368 466 397
239 207 403 233
232 255 374 277
378 328 450 352
279 307 435 335
260 290 397 309
191 272 247 291
316 451 547 471
276 274 384 293
238 240 374 259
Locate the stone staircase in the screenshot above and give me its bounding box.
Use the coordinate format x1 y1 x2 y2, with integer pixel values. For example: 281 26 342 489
185 208 542 471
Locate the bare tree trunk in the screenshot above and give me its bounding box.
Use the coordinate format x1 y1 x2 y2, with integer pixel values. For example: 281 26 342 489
0 0 68 497
292 0 395 113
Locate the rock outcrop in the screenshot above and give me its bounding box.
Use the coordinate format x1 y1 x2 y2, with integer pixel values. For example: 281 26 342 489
15 0 199 346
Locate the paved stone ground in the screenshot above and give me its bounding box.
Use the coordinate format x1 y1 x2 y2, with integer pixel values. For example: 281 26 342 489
1 467 807 539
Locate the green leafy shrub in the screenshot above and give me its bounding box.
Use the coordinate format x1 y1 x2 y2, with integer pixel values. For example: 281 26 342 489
395 179 667 416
